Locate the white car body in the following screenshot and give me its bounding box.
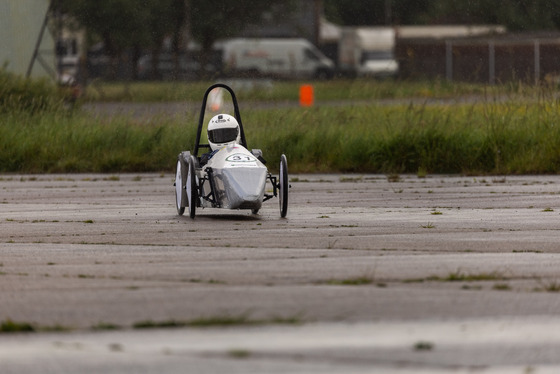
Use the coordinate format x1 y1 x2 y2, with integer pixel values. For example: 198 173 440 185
174 83 289 219
201 145 267 210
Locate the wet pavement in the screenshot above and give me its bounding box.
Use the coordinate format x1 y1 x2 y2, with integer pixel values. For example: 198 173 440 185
1 173 560 373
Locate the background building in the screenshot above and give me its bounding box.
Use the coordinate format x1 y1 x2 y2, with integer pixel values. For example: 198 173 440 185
0 0 55 79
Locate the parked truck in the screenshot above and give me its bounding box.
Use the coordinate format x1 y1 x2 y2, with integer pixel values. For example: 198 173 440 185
338 27 398 78
222 38 334 79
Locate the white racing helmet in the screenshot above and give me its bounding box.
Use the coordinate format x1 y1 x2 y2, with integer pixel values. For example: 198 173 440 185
207 113 241 151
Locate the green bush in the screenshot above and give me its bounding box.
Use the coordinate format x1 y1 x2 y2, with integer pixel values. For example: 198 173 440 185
245 99 560 175
0 111 198 173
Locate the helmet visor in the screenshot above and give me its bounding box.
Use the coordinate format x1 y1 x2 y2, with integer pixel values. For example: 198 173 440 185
208 127 238 144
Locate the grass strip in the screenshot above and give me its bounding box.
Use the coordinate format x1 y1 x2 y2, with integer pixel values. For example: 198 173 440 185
0 319 35 333
4 82 560 174
133 315 302 329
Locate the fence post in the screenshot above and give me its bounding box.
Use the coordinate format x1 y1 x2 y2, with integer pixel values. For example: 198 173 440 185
534 39 540 85
489 41 495 85
299 84 314 107
445 40 453 81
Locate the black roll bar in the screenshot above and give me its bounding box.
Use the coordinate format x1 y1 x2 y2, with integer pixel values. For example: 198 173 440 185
193 83 248 157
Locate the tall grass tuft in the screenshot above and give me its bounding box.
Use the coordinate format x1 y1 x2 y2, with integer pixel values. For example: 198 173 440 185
0 111 197 173
0 69 64 114
245 94 560 174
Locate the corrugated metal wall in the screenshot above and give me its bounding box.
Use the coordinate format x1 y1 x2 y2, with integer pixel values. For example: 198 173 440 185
0 0 55 79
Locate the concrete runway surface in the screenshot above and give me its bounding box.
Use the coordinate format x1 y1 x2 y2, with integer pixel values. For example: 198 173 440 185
1 173 560 373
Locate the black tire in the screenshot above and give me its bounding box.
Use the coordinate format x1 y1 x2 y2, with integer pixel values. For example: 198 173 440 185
175 158 186 216
187 156 198 219
279 154 288 218
315 68 333 80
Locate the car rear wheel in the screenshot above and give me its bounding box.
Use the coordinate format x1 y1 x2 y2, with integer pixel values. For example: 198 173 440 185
187 156 198 219
175 159 186 216
279 154 289 218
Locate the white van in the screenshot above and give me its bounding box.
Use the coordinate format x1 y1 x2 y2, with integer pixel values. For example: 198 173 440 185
222 38 334 79
338 27 398 78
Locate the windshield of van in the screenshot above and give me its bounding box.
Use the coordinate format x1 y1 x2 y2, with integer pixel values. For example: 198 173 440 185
304 48 320 61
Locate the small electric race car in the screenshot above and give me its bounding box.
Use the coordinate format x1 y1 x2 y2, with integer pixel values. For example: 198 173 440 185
174 83 289 218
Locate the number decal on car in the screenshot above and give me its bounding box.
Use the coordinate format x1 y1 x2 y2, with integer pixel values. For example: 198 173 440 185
226 154 256 162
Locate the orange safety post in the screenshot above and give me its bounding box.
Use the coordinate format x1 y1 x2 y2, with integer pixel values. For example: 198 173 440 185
299 84 314 107
207 87 223 111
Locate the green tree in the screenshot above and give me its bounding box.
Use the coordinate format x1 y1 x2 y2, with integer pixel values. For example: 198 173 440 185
324 0 432 26
325 0 560 30
144 0 179 79
422 0 560 31
189 1 291 75
57 0 155 78
58 0 291 79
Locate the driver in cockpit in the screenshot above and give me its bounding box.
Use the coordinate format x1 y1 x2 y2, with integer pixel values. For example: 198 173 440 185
200 113 241 166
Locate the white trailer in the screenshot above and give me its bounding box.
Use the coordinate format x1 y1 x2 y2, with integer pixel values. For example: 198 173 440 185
338 27 398 78
222 38 334 79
